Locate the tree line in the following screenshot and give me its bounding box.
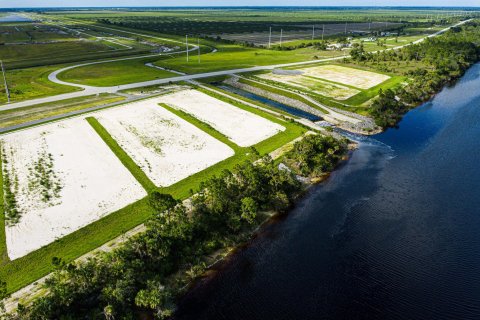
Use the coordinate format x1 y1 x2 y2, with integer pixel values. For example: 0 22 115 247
350 21 480 127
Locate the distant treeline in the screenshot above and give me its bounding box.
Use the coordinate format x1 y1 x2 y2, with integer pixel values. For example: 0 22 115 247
350 21 480 127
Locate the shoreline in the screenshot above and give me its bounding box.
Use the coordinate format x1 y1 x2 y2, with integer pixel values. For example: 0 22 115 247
172 141 358 313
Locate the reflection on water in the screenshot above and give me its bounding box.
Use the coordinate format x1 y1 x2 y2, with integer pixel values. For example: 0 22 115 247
0 14 33 22
175 64 480 320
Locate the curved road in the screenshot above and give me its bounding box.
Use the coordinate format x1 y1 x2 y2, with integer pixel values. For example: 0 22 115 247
0 19 470 113
0 18 473 313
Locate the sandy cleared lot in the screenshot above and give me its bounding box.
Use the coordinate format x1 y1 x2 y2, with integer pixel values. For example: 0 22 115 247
302 65 390 89
1 118 146 260
95 98 234 187
158 89 285 147
257 73 360 100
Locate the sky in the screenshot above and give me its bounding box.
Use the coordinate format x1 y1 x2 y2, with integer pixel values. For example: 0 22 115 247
1 0 479 8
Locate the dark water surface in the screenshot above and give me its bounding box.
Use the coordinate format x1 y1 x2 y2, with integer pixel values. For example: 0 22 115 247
175 64 480 320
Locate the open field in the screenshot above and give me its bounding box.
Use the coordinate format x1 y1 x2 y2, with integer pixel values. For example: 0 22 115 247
257 71 360 100
54 8 474 36
94 97 235 187
301 64 391 89
0 17 181 69
158 89 285 147
156 44 343 74
0 65 81 105
214 22 402 46
57 57 178 86
0 117 146 259
0 94 125 130
0 41 121 64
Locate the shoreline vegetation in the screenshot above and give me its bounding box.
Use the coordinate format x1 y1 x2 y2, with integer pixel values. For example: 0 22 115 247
2 134 349 319
356 21 480 128
0 11 479 319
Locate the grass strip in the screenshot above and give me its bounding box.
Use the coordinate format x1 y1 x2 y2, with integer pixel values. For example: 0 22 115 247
0 197 153 293
343 76 407 106
0 93 305 294
159 103 241 152
0 144 8 266
86 117 156 192
0 94 125 130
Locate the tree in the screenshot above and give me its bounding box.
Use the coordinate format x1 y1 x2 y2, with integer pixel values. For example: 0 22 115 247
148 192 178 214
240 197 258 224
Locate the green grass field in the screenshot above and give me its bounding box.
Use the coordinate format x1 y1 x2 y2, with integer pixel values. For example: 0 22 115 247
0 65 81 104
0 41 117 64
156 44 342 74
0 88 306 293
57 57 178 86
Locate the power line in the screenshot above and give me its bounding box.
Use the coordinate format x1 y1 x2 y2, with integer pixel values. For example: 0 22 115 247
186 35 189 62
268 26 272 48
1 60 10 104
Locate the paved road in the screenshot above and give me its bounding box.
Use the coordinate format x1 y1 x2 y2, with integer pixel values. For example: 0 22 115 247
0 19 470 113
0 18 472 313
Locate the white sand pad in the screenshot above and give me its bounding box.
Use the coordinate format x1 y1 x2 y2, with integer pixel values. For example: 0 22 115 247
95 98 234 187
158 89 285 147
302 65 390 89
1 118 146 260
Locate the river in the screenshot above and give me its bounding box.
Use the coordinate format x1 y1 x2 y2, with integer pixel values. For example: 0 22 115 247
174 64 480 320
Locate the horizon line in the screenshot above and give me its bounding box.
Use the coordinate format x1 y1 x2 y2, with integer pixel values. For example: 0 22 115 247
2 5 480 9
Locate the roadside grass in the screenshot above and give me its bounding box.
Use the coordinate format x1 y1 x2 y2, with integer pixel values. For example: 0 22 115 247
0 94 125 129
0 145 8 266
86 117 156 192
0 65 81 105
155 44 342 74
57 57 177 87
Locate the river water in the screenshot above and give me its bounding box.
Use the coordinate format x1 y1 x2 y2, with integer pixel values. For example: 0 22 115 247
174 64 480 320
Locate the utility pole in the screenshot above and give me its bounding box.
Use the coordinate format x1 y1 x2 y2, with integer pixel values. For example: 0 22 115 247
280 29 283 47
268 26 272 48
322 24 325 41
186 35 189 62
197 38 200 63
312 24 315 40
344 22 347 35
1 60 9 104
